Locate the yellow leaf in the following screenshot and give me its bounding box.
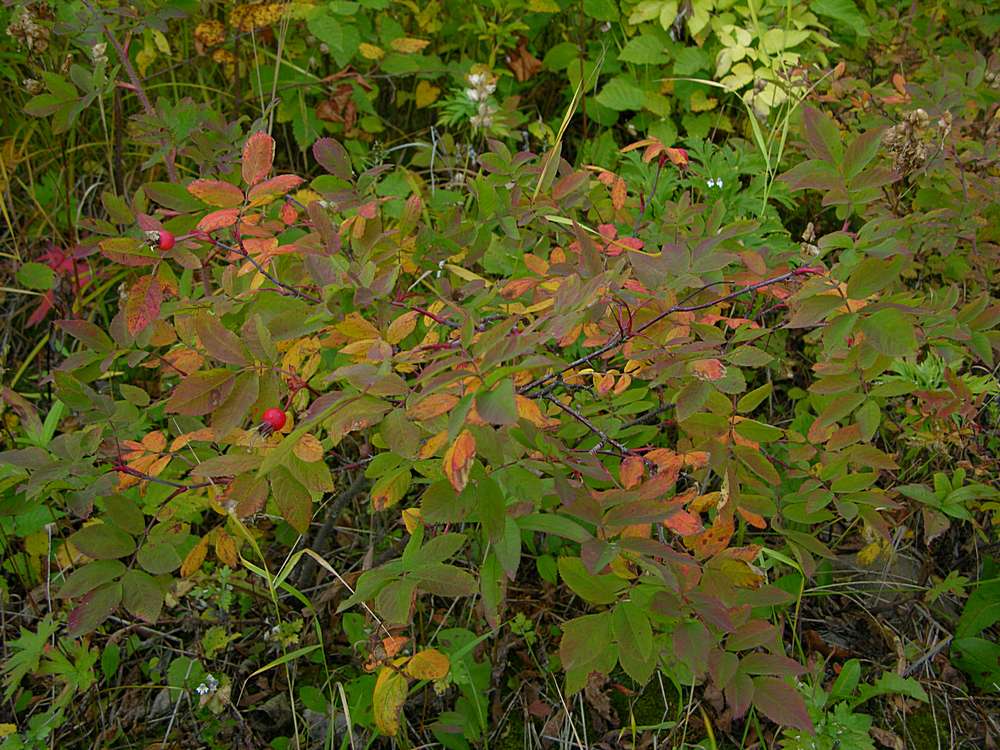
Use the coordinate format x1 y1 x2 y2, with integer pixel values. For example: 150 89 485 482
528 0 561 10
0 725 16 739
386 310 419 345
373 666 408 736
335 312 381 341
405 648 450 680
293 433 324 462
419 430 449 459
442 430 476 493
359 42 385 60
181 535 210 577
390 37 430 54
214 531 239 567
402 507 422 534
407 393 459 421
515 396 558 429
415 80 440 108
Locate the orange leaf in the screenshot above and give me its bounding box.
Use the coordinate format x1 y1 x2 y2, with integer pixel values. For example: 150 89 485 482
407 393 459 420
663 509 704 536
620 455 644 489
443 430 476 493
242 131 275 186
686 509 735 559
197 208 240 232
737 507 767 529
611 177 627 211
382 635 409 658
691 358 727 381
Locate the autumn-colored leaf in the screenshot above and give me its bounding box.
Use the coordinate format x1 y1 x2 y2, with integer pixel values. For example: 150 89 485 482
620 455 644 489
691 358 727 381
242 131 275 186
414 80 440 108
125 275 162 337
443 430 475 493
187 178 244 208
686 509 735 559
390 37 429 53
611 177 627 210
181 536 209 577
664 509 704 537
246 174 305 207
407 393 459 421
197 208 240 232
372 666 408 736
214 531 238 567
405 648 450 680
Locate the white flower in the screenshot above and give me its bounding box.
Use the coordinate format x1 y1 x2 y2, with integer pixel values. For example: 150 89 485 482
467 72 485 86
465 88 482 102
195 674 219 695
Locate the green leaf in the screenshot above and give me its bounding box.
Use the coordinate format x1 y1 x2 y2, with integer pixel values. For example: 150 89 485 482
951 637 1000 692
956 575 1000 638
583 0 619 20
476 378 518 425
618 34 669 65
136 541 182 575
58 560 126 599
613 600 655 684
16 262 55 290
410 563 477 597
737 383 771 414
69 523 136 560
477 475 506 542
121 569 164 622
596 76 646 111
165 370 236 416
195 310 250 366
558 556 626 604
859 308 918 357
270 466 314 534
810 0 870 38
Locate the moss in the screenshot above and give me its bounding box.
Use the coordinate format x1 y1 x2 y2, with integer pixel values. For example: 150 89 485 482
493 713 525 750
895 705 949 750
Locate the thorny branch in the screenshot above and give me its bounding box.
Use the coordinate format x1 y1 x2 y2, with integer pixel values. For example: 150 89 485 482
520 267 824 395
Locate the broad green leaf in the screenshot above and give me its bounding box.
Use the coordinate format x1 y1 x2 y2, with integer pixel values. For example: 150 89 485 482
69 523 136 560
58 560 126 599
558 556 626 604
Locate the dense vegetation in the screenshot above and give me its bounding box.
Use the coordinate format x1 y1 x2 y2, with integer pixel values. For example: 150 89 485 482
0 0 998 748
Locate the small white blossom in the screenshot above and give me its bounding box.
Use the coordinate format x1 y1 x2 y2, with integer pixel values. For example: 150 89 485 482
195 674 219 695
465 88 482 102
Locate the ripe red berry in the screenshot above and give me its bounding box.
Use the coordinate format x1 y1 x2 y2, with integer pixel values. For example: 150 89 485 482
157 230 175 251
262 408 286 432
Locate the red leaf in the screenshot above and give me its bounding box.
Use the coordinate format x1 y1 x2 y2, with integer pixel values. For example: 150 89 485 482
751 676 813 732
125 275 162 336
242 131 275 186
197 208 240 232
187 179 244 208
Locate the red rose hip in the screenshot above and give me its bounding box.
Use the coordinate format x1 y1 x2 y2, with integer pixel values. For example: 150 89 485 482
262 408 286 432
157 230 175 251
